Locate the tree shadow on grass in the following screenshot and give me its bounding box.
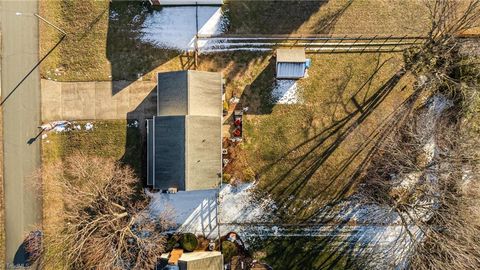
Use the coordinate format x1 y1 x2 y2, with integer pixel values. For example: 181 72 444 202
225 0 350 35
248 193 415 269
254 62 411 220
238 58 277 115
106 1 183 95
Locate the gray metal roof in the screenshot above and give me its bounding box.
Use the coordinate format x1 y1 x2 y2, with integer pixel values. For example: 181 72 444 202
152 116 186 190
276 62 306 79
148 71 222 191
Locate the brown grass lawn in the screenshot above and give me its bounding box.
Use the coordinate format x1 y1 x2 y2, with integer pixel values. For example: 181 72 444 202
226 0 430 36
197 51 417 218
42 120 142 172
39 0 184 81
41 120 142 268
39 0 431 82
246 53 416 218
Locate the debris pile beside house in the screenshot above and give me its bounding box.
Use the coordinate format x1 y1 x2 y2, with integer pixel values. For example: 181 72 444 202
232 110 243 141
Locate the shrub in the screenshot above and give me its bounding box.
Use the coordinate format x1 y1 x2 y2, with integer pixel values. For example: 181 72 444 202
223 173 232 184
221 241 239 263
180 233 198 252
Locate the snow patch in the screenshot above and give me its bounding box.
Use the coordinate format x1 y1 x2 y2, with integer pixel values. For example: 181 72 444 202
147 183 274 238
140 7 228 50
85 122 94 131
127 120 139 128
109 10 119 20
271 80 300 104
219 183 275 224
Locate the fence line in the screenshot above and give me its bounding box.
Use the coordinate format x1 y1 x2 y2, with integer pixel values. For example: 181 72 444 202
196 34 427 54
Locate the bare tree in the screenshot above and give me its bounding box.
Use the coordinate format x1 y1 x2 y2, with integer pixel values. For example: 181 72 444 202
357 1 480 269
39 153 174 269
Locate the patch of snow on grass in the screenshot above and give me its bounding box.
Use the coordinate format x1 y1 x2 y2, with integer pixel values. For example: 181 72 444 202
147 183 274 238
140 7 228 50
219 183 275 224
85 122 94 131
109 10 119 20
271 80 300 104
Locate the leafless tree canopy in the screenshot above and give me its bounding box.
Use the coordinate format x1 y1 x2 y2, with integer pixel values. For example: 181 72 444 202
360 1 480 269
40 153 173 270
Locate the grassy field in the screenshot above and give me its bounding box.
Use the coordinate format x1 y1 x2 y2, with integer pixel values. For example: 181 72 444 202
189 48 417 219
39 0 431 82
207 51 416 218
42 120 142 171
225 0 430 35
249 236 368 270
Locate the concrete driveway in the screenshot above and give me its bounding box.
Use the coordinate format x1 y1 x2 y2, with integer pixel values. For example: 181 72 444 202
1 0 42 267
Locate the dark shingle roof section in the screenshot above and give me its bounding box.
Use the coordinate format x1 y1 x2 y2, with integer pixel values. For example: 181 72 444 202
153 116 186 190
157 71 189 116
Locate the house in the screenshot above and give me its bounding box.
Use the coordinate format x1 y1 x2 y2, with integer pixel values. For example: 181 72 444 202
147 70 222 191
276 48 307 79
149 0 224 6
159 251 223 270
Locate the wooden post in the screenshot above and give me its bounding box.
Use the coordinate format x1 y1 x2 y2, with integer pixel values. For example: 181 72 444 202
194 37 198 70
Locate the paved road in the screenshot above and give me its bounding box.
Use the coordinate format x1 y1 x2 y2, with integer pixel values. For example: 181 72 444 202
0 0 42 267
